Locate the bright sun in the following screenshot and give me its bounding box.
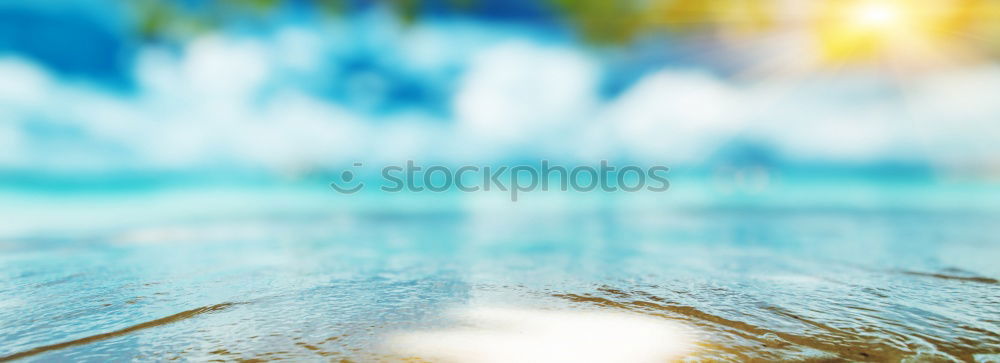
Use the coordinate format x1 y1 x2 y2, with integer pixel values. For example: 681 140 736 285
816 0 942 63
852 1 904 29
649 0 997 69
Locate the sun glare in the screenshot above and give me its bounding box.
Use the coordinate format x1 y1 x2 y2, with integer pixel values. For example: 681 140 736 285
814 0 950 64
642 0 997 69
853 1 903 29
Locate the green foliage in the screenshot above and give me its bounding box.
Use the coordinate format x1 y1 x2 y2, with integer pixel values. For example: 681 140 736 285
127 0 663 43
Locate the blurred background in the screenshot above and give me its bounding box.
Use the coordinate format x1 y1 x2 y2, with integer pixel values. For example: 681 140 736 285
2 0 1000 235
2 0 1000 361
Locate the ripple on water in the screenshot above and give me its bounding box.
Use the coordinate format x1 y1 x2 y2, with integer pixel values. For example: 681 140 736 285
1 210 999 361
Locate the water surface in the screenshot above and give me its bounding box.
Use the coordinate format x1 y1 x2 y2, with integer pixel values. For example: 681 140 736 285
1 189 999 361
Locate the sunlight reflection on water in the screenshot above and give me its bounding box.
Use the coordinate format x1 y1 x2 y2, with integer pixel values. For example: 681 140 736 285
386 307 695 362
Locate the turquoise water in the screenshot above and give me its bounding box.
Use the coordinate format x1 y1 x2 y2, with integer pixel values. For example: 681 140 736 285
1 184 999 361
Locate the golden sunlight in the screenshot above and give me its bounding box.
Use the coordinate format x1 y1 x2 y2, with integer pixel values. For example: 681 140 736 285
814 0 965 64
852 1 904 29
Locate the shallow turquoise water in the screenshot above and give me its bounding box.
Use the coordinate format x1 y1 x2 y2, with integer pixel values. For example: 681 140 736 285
1 187 999 361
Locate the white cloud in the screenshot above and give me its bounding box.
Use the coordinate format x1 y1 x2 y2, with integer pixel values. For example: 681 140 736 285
603 69 742 163
904 66 1000 166
599 66 1000 167
0 58 52 108
454 41 600 145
